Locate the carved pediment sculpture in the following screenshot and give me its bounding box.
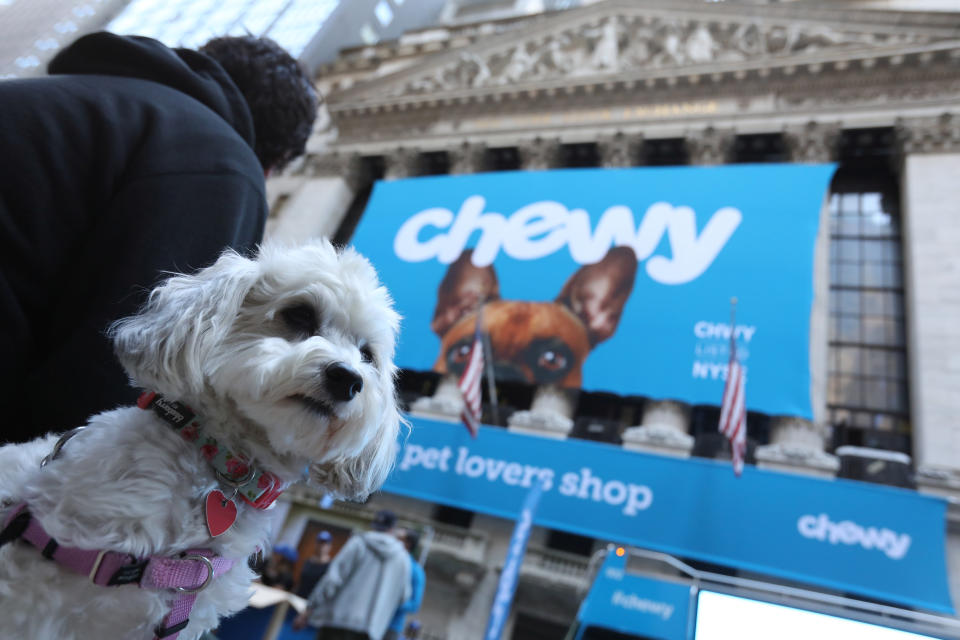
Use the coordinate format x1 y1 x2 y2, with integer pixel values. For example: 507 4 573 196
376 13 935 99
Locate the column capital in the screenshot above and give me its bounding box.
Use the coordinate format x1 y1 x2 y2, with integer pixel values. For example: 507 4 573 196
519 136 562 170
303 151 364 190
783 121 841 163
384 146 421 180
597 132 643 168
448 141 488 174
684 126 735 166
896 113 960 155
755 416 838 478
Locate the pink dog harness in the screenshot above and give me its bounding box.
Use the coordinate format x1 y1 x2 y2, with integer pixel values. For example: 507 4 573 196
0 391 294 639
0 502 234 639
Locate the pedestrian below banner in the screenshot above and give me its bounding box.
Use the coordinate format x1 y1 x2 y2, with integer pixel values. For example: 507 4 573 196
294 510 412 640
261 545 298 592
296 530 335 599
0 31 318 445
385 528 426 640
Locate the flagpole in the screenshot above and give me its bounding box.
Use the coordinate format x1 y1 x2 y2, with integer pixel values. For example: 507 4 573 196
478 302 500 426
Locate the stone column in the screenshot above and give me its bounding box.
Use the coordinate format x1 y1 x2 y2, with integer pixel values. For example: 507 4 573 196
507 385 576 439
384 145 421 180
685 126 735 165
597 132 642 168
896 114 960 494
264 152 360 243
449 141 488 174
519 136 562 170
622 400 694 458
755 121 840 478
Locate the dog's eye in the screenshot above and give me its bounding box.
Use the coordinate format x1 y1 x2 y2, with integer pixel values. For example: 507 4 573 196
525 338 575 384
537 349 568 372
449 342 473 365
280 303 318 336
359 343 375 364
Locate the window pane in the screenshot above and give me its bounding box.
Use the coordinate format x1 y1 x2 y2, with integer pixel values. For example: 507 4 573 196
862 262 886 287
840 193 860 215
839 263 861 286
862 240 883 262
836 375 861 406
865 379 888 410
861 192 882 214
837 346 860 373
839 316 860 341
862 291 884 315
835 238 860 261
838 290 859 314
864 349 888 375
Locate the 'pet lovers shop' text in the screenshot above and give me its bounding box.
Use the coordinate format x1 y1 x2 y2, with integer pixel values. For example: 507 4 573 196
398 443 654 517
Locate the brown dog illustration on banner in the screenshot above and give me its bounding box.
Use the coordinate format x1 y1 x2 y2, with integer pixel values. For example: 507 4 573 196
431 247 638 387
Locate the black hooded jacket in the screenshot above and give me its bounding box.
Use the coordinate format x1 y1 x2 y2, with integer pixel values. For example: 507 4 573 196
0 33 267 443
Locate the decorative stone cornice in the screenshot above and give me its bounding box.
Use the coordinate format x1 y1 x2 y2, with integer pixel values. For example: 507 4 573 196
783 121 841 163
597 132 642 168
896 113 960 155
685 126 735 165
519 136 562 170
448 141 489 174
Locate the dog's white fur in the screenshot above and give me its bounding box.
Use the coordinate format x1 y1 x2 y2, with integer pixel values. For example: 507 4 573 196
0 240 402 640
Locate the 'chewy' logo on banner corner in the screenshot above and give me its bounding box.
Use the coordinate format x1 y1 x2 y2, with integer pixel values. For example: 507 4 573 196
354 165 837 417
798 513 912 560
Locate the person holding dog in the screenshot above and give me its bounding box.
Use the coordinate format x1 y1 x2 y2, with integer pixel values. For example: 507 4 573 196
0 31 317 445
294 510 412 640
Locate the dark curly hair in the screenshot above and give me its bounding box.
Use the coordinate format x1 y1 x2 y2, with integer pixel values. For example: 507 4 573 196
200 36 318 172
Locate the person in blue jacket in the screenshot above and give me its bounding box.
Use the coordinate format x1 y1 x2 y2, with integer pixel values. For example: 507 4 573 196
385 528 426 640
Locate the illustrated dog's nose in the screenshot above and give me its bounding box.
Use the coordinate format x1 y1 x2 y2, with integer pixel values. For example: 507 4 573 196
326 363 363 402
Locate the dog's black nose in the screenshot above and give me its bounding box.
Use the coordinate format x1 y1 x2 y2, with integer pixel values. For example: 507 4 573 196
326 363 363 402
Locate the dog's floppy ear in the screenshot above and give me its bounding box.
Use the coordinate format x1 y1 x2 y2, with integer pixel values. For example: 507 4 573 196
556 246 638 346
109 250 260 399
431 249 500 337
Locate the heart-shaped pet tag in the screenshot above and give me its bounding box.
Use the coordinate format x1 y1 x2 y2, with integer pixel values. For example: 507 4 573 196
205 490 237 537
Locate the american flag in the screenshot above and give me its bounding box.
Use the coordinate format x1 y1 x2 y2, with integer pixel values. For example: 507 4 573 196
719 332 746 476
458 307 485 437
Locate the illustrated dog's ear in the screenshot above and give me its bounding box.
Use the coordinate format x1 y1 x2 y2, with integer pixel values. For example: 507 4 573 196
109 250 260 399
556 246 638 346
431 249 500 336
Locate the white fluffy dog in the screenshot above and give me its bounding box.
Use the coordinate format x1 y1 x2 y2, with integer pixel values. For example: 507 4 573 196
0 240 402 640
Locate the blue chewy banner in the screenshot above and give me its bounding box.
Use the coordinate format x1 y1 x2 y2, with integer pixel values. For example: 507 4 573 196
575 551 692 640
353 164 836 417
387 418 953 613
484 481 544 640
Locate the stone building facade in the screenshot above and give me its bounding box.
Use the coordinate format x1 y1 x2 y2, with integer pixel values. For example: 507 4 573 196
267 1 960 637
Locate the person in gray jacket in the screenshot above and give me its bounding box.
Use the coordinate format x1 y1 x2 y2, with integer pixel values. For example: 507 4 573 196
294 510 412 640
